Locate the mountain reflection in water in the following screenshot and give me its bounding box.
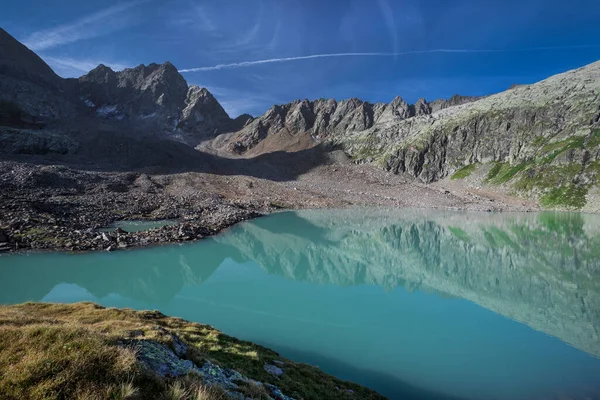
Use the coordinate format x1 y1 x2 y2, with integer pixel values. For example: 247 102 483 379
2 209 600 400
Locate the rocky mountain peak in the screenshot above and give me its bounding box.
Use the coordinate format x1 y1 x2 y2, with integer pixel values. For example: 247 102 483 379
81 64 117 85
414 97 431 116
177 85 231 137
0 28 77 120
0 27 62 89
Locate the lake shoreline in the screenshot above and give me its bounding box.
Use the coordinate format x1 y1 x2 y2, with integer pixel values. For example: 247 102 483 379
0 203 534 255
0 302 387 399
0 158 540 255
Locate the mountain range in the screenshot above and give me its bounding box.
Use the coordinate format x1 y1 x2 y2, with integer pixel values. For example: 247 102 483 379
2 26 600 210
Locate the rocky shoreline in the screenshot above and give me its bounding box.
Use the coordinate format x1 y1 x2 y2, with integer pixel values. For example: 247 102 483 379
0 154 540 255
0 208 262 254
0 161 270 254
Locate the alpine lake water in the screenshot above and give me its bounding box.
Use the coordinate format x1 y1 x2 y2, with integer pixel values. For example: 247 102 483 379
1 208 600 400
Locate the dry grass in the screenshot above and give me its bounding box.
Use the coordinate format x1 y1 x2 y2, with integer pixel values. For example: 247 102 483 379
0 323 143 399
0 302 386 400
237 380 271 399
162 380 226 400
108 381 139 400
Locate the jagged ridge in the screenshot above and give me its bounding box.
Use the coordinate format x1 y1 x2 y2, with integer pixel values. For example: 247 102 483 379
215 95 478 155
0 27 231 143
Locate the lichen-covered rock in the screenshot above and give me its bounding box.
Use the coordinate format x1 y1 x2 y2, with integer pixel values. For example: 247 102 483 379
134 340 197 377
169 332 187 357
133 340 296 399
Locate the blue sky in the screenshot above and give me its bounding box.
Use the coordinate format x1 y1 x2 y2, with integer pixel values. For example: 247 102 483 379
3 0 600 117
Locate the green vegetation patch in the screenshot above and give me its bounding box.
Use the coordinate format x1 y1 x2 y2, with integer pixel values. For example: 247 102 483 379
514 164 581 192
587 129 600 148
486 162 530 184
536 134 597 165
450 164 477 180
486 163 503 181
540 185 589 210
513 164 591 210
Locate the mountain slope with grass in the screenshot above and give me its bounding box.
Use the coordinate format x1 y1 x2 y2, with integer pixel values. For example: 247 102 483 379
338 61 600 211
0 302 386 400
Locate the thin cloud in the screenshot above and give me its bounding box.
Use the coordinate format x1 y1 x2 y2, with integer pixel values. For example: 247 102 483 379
22 0 148 51
180 45 600 73
202 85 283 117
377 0 398 53
191 3 218 34
43 56 129 77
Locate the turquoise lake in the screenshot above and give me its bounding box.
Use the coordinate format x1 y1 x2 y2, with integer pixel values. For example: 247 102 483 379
1 208 600 400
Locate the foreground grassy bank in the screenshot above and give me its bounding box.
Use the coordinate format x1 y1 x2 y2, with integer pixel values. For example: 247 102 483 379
0 302 385 400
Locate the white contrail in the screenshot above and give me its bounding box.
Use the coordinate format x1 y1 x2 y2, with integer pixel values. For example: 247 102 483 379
179 45 600 73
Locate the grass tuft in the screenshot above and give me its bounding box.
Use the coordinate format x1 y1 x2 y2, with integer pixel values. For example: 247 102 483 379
450 164 477 180
163 381 188 400
109 381 139 400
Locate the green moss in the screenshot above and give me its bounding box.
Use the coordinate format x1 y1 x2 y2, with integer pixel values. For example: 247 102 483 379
514 164 581 192
450 164 477 180
486 162 530 184
587 129 600 148
352 146 381 161
448 226 470 242
540 185 588 209
585 160 600 179
532 136 546 147
538 136 586 165
486 163 503 180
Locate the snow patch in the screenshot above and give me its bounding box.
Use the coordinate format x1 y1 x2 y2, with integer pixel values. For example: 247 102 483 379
96 105 119 116
80 97 96 108
141 112 157 120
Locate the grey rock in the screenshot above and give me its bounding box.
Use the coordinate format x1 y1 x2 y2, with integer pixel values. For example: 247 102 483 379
134 340 197 377
413 97 431 116
178 86 231 139
132 339 297 399
0 128 78 155
265 383 296 400
429 94 482 113
264 363 284 377
0 28 78 122
197 360 243 390
170 333 187 357
213 93 479 155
